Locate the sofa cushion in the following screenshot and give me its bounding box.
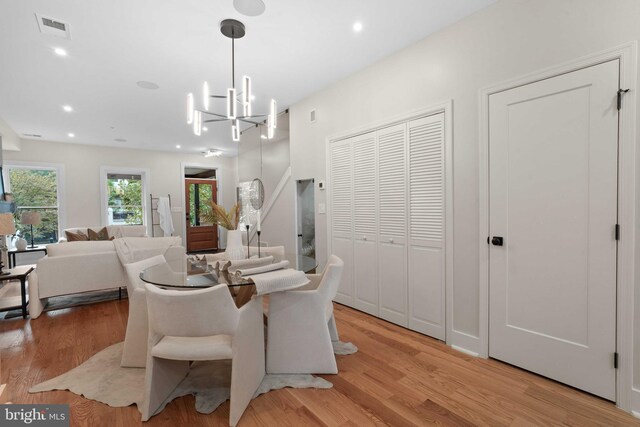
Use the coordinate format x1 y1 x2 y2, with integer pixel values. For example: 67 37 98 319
47 240 116 257
65 230 89 241
88 227 113 241
107 225 147 238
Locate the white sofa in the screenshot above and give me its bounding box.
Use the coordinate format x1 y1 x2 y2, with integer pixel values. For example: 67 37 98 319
59 225 148 241
29 234 182 318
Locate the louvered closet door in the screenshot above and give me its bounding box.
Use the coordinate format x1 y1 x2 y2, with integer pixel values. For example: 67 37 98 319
377 123 408 326
353 132 378 315
329 139 355 305
408 114 445 340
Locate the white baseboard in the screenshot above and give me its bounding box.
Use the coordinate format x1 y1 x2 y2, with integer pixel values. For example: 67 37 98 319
451 344 479 357
448 329 482 357
632 388 640 418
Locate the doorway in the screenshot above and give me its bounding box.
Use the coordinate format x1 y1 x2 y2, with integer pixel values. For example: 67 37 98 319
296 179 315 258
487 60 619 400
184 167 218 252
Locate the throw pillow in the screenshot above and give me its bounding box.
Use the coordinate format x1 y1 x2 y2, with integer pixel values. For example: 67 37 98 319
88 227 114 241
65 230 89 241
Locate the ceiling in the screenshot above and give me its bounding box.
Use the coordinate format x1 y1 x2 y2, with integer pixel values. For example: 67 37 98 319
0 0 495 156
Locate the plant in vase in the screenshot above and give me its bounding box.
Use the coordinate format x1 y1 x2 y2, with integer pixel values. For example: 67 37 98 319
200 201 244 260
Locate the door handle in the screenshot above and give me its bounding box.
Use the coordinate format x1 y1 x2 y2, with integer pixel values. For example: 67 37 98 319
491 236 504 246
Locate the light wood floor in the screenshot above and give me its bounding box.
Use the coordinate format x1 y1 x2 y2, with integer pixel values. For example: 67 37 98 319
1 299 638 426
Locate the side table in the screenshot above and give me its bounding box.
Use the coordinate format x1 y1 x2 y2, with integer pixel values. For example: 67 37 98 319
8 246 47 268
0 265 35 319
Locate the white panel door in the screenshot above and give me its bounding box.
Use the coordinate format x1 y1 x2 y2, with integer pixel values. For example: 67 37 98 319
489 60 619 400
353 132 379 315
329 139 354 305
377 123 408 327
408 113 446 340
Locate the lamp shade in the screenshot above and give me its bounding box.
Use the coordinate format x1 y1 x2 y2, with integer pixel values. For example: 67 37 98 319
0 213 16 235
20 211 41 226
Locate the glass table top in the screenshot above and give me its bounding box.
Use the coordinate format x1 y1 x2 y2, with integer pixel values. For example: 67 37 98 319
140 253 317 289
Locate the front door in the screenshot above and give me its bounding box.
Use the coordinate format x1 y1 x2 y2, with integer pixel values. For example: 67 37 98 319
488 60 619 400
185 179 218 252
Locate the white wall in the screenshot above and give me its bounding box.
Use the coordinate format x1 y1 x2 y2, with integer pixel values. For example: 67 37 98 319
289 0 640 405
0 117 20 151
238 116 297 252
3 139 238 240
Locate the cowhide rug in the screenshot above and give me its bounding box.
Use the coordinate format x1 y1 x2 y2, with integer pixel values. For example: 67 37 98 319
29 340 357 417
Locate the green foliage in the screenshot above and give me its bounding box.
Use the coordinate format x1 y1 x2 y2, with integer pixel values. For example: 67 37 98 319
188 183 213 226
107 178 143 225
8 169 59 243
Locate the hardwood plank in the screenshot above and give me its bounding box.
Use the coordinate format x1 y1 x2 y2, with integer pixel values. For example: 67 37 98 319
1 299 638 426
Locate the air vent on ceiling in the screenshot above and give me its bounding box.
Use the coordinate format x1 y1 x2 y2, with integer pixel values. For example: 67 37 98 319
310 109 317 123
23 134 42 138
35 13 72 39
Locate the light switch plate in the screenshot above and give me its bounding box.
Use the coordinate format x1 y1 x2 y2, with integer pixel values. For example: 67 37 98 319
318 203 326 214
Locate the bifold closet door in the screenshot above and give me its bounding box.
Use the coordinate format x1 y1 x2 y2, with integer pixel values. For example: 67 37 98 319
329 139 354 305
408 114 446 340
352 132 379 315
377 123 408 327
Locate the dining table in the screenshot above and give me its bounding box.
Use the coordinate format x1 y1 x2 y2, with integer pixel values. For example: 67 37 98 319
140 253 317 306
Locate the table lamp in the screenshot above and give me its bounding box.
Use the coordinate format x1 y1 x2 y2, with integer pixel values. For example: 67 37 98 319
0 213 16 275
20 211 41 249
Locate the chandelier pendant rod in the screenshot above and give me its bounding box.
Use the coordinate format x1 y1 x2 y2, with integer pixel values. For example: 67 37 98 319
231 37 235 89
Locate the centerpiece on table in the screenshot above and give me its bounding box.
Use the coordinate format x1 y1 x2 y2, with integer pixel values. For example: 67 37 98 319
200 201 244 260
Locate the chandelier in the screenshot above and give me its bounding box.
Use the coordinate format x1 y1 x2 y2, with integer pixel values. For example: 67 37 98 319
187 19 277 142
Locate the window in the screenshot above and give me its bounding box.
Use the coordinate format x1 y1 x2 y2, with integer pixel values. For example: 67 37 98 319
107 173 143 225
3 164 63 244
100 167 149 227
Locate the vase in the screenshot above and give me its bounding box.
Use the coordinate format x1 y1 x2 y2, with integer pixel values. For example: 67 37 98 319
15 237 27 251
224 229 246 260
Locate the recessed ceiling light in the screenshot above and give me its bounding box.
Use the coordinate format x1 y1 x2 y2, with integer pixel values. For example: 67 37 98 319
54 47 67 56
353 21 363 32
67 133 75 138
202 126 208 132
62 105 73 112
136 81 160 90
176 144 181 149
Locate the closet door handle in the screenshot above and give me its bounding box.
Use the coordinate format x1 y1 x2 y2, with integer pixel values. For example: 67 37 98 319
362 236 367 241
491 236 504 246
389 238 394 244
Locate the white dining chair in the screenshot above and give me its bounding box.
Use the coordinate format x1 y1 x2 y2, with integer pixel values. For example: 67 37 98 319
121 254 167 368
246 245 285 261
266 255 344 374
141 283 265 425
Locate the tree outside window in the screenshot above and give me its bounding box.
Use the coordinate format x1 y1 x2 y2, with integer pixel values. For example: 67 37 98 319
7 168 59 244
107 174 143 225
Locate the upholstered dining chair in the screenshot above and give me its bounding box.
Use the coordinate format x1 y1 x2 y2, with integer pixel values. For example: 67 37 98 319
121 254 167 368
243 245 285 261
266 254 344 374
141 283 265 425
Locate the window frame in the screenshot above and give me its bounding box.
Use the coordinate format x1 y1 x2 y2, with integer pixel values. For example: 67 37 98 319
2 161 66 239
99 166 150 231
